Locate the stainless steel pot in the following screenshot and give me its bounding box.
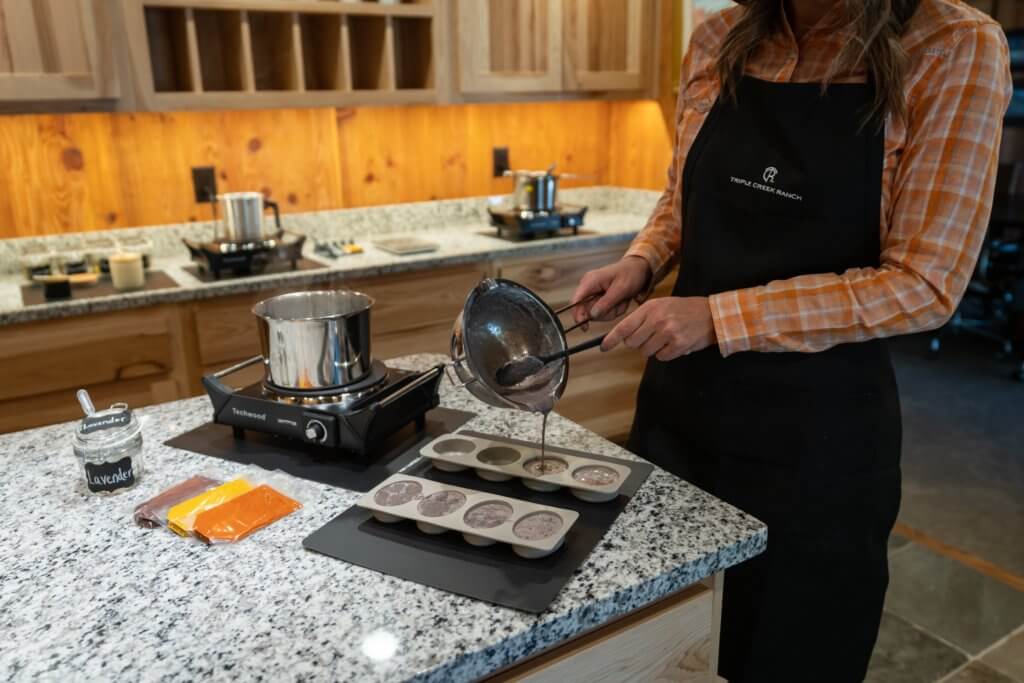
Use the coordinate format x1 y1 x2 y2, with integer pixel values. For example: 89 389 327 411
505 170 559 212
218 192 281 243
252 290 374 390
450 278 568 412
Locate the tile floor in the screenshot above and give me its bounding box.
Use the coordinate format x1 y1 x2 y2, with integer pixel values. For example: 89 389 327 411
865 335 1024 683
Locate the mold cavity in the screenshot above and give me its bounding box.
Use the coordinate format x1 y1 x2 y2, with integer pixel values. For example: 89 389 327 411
513 511 564 541
477 446 521 466
417 490 467 517
463 501 514 529
572 465 620 486
373 480 422 506
433 438 476 454
522 457 568 477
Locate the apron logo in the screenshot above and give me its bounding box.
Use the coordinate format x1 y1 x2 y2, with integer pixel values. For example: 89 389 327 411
729 172 803 203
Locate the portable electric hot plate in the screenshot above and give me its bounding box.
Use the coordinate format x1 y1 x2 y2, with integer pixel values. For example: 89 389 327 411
201 356 444 458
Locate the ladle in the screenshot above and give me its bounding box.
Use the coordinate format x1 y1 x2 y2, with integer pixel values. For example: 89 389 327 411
495 334 606 387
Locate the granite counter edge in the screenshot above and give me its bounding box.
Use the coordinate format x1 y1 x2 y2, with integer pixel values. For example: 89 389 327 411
0 232 638 326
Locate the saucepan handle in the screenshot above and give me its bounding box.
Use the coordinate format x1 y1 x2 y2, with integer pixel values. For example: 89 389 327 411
443 359 478 388
551 293 599 317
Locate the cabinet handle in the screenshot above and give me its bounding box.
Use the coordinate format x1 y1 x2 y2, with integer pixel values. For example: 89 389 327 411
115 361 169 381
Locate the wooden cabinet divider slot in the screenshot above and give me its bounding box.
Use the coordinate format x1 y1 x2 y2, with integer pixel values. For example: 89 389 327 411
194 9 247 92
348 15 394 90
144 6 196 92
393 17 433 90
248 11 302 91
299 13 347 91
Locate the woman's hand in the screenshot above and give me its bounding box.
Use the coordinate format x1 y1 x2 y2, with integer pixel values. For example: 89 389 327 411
601 296 717 361
570 256 653 325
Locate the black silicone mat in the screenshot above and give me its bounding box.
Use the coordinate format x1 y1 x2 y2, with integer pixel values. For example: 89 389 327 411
164 408 475 492
182 257 325 283
20 270 178 305
302 431 654 613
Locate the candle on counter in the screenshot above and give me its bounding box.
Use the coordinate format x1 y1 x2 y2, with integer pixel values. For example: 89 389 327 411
109 252 145 291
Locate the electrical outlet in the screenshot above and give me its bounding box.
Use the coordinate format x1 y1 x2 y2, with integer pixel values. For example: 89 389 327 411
492 147 510 178
191 166 217 203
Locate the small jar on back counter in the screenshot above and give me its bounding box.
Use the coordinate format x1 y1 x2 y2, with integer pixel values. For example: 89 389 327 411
73 399 144 495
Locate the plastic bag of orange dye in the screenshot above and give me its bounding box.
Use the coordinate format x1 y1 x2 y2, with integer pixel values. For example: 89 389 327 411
192 484 303 544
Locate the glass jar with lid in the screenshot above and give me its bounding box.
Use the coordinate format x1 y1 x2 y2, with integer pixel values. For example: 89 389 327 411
73 401 144 495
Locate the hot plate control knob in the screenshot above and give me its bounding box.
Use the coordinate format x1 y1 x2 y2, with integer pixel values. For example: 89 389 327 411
304 419 328 443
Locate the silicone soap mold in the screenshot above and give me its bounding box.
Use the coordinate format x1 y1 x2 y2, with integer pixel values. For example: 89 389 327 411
357 474 579 559
421 433 632 502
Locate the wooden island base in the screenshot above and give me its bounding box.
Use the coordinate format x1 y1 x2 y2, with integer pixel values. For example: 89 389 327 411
488 572 724 683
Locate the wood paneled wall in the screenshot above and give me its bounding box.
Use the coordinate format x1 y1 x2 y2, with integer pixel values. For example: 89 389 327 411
0 100 671 238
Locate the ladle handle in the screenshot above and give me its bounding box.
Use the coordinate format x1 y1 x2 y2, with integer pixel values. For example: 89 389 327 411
556 334 605 360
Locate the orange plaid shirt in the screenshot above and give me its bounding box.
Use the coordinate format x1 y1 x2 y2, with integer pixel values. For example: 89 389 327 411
626 0 1012 356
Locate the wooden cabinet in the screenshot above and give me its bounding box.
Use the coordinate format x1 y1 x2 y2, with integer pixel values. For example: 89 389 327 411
0 305 191 433
456 0 564 93
563 0 650 91
488 577 719 682
121 0 440 111
455 0 655 97
0 0 661 111
0 0 118 102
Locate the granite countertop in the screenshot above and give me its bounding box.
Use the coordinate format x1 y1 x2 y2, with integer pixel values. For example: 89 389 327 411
0 187 659 326
0 354 766 682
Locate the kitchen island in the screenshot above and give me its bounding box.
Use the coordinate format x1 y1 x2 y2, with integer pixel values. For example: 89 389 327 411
0 354 766 682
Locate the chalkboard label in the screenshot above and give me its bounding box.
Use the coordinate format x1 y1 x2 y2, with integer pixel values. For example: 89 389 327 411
84 456 135 493
81 410 131 435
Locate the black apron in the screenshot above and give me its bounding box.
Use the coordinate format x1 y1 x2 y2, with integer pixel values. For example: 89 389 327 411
628 76 902 682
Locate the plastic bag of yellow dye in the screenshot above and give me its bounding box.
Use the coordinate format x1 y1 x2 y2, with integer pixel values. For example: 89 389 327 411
167 478 254 536
193 484 302 544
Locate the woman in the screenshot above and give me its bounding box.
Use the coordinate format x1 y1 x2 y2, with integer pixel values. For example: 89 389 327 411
571 0 1010 680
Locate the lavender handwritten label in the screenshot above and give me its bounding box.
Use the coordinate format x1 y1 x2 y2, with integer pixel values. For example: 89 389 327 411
81 410 130 435
84 456 135 493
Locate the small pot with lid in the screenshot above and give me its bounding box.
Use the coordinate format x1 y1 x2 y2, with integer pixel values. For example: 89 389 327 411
252 290 374 391
504 168 559 212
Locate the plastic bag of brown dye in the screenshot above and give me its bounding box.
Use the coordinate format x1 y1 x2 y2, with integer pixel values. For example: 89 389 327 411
133 475 223 528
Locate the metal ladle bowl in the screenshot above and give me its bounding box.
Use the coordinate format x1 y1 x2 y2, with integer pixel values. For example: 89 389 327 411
450 279 568 412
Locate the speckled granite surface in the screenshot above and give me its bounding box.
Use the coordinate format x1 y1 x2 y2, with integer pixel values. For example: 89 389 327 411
0 354 765 683
0 187 660 325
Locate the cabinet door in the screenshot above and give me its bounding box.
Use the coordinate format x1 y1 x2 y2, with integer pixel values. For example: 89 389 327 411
0 305 186 434
564 0 650 92
0 0 117 101
456 0 563 93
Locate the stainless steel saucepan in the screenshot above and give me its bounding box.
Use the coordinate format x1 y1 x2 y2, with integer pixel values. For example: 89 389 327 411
252 290 373 391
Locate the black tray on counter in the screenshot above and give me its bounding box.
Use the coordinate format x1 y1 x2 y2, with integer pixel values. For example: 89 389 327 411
303 431 654 614
165 407 475 492
20 270 178 306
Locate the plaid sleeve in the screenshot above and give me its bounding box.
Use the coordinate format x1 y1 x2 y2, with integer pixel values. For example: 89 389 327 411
710 22 1012 356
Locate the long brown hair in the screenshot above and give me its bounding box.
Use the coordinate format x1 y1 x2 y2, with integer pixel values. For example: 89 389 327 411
716 0 921 124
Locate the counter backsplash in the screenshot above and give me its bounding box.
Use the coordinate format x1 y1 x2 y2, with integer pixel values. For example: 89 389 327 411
0 187 659 275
